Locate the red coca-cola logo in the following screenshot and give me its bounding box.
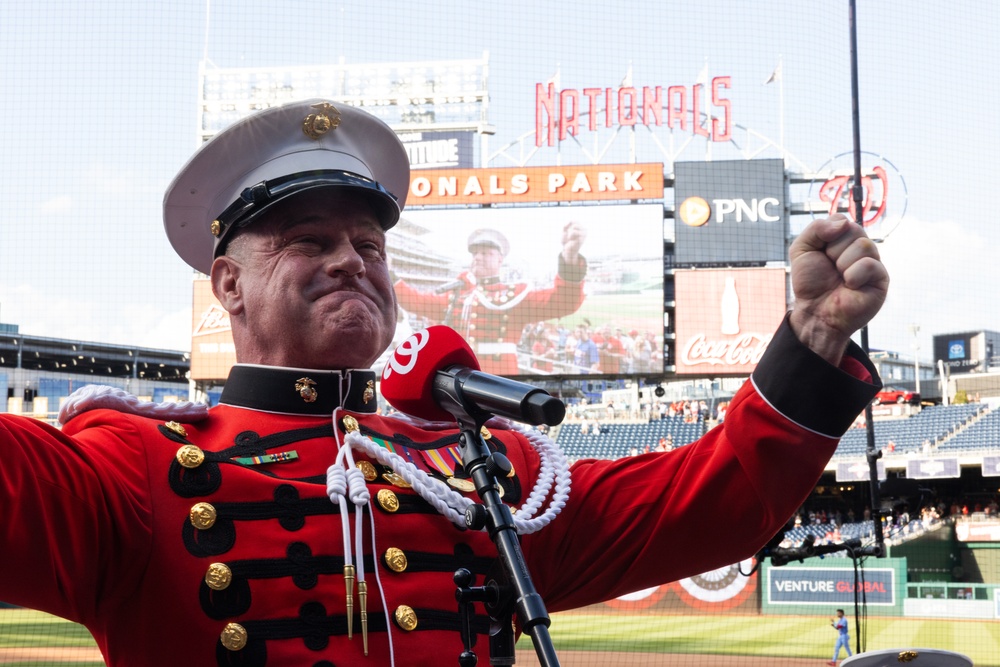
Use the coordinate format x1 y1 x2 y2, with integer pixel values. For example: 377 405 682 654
680 332 773 367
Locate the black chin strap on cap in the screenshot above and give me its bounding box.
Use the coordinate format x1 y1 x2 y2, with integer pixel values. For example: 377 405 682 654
211 169 399 259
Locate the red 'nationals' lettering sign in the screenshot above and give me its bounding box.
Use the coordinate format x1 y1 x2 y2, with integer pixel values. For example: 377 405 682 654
535 76 733 147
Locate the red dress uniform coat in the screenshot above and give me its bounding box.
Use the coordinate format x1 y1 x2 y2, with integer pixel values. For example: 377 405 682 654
0 317 879 666
393 256 587 375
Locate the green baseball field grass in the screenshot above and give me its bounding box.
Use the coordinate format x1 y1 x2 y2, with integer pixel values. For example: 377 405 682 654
516 611 998 666
2 608 995 666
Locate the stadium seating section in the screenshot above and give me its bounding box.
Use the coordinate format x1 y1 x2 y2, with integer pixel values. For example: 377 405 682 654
555 403 1000 462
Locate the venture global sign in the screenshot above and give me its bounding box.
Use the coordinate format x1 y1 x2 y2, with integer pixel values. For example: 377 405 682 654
767 567 896 606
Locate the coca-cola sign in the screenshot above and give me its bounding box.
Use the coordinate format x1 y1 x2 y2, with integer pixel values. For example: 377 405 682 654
674 268 787 375
680 332 773 367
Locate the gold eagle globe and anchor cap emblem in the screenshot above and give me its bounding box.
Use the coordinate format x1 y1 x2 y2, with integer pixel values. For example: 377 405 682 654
302 102 342 140
295 377 318 403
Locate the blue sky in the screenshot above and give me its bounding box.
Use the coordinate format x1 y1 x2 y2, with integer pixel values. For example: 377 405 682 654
0 1 996 361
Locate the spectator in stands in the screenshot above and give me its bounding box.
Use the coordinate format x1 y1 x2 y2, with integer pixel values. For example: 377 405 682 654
529 325 557 373
598 326 625 373
631 332 651 373
572 327 600 373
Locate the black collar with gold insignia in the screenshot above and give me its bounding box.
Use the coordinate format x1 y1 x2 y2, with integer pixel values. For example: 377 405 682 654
219 365 378 415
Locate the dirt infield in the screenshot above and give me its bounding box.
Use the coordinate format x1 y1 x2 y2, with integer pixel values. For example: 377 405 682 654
0 647 104 664
515 651 825 667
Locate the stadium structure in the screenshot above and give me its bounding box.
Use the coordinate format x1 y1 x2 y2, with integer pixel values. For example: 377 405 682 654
0 321 190 424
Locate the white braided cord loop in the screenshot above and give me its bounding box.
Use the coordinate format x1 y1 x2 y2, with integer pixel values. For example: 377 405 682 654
344 430 470 527
352 414 571 534
58 384 209 426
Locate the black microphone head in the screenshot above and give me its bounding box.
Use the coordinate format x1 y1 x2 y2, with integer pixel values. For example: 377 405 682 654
524 392 566 426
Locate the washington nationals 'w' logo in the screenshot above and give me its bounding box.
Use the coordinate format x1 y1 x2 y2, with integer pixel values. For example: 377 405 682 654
382 330 431 380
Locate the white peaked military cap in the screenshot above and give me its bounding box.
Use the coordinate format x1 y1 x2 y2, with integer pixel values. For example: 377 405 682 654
842 648 973 667
164 99 410 274
467 228 510 255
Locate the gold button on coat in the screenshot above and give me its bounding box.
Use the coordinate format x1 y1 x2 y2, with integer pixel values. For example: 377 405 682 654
384 547 408 573
376 489 400 513
205 563 232 591
356 460 377 482
220 622 248 651
165 421 188 437
341 415 360 433
189 502 217 530
394 605 418 631
175 444 205 469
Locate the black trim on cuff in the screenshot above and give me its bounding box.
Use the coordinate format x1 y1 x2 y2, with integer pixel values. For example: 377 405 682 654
752 314 881 438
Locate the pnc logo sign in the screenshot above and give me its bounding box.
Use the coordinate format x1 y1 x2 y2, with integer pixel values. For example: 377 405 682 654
679 196 781 227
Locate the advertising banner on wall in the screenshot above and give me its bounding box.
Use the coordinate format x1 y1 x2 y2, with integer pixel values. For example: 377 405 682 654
673 267 787 375
407 162 664 206
398 130 474 170
836 460 887 482
674 158 787 265
190 279 236 382
955 519 1000 542
983 455 1000 477
600 558 758 614
394 204 664 376
906 457 961 479
766 565 897 606
933 332 984 373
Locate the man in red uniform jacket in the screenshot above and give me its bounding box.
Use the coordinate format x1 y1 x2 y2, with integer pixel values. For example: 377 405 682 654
0 98 887 666
393 224 587 375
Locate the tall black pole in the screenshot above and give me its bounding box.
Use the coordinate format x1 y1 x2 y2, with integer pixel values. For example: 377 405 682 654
850 0 885 655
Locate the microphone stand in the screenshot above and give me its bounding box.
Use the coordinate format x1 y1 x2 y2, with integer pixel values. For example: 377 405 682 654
436 395 560 667
849 0 886 561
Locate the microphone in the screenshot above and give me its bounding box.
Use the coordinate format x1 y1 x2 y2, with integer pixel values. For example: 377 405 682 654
769 537 863 566
381 325 566 426
433 279 467 295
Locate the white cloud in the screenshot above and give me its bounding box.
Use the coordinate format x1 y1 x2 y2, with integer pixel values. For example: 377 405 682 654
38 195 73 215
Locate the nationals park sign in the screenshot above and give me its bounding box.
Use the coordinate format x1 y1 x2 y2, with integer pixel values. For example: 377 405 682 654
407 163 664 206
